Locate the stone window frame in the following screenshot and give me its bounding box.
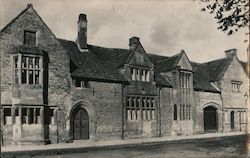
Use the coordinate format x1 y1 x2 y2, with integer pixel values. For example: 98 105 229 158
130 66 150 82
178 104 191 121
3 106 12 125
126 96 156 121
238 110 247 123
23 30 37 46
180 70 191 89
12 54 43 85
21 106 43 125
230 80 242 93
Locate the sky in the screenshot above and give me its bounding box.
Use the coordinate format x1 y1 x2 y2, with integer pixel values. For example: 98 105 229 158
0 0 249 63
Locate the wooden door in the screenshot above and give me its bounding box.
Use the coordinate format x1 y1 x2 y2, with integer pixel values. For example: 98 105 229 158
73 108 89 140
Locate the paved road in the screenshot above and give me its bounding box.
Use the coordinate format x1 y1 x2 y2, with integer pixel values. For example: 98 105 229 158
4 135 248 158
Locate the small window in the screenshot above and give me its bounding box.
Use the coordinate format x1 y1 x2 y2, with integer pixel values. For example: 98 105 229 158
24 30 36 46
49 109 55 124
4 108 12 125
174 104 177 120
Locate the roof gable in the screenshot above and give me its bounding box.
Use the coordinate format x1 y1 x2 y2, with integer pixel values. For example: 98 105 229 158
127 44 154 68
1 4 56 39
177 50 192 71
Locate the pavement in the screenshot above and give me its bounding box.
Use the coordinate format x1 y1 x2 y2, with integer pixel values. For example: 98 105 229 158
1 131 248 157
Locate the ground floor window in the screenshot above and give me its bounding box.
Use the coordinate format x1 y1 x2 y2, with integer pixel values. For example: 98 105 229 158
3 107 12 125
126 96 155 120
179 104 191 120
21 107 42 124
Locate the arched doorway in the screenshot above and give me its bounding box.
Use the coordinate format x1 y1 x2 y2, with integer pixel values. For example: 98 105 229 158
230 111 235 130
73 108 89 140
69 100 96 141
204 106 217 133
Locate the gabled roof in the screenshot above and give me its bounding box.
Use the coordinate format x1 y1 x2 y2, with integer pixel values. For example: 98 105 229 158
154 51 183 72
58 39 172 87
58 39 129 83
191 62 220 93
240 61 249 76
1 4 56 39
204 58 233 82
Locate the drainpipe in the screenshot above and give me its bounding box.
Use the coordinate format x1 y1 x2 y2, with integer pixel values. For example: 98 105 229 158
121 84 125 140
158 87 161 137
0 48 2 154
220 92 224 133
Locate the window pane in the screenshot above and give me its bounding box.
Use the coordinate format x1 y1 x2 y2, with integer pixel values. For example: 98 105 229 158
28 57 34 69
24 31 36 46
15 69 19 84
22 70 27 83
35 70 39 84
22 57 27 68
29 70 34 84
14 56 18 68
35 57 39 69
30 108 34 124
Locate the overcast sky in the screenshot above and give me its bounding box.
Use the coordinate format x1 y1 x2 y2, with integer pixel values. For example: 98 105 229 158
1 0 248 63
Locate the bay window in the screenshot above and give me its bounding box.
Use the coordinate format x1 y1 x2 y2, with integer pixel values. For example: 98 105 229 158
13 55 43 85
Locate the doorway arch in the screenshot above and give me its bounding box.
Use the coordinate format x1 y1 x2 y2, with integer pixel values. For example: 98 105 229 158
204 106 218 133
69 100 96 141
73 108 89 140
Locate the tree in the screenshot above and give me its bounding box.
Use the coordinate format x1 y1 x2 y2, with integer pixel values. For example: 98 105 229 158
201 0 249 36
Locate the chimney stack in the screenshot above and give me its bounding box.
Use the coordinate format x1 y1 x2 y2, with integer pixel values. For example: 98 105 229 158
129 37 140 49
225 49 237 58
77 14 87 50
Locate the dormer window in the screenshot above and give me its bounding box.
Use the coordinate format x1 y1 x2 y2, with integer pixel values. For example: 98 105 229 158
231 80 242 93
24 30 36 46
130 67 150 82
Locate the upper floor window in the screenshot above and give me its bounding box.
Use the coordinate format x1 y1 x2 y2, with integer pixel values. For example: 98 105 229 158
13 55 42 85
23 30 36 46
231 81 242 93
24 30 36 46
180 71 191 89
131 67 150 82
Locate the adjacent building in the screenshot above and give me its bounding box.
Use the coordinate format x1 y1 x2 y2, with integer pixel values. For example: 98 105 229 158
0 4 249 146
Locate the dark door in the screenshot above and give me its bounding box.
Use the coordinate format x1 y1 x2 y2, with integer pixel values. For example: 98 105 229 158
204 106 217 133
73 108 89 140
231 111 235 130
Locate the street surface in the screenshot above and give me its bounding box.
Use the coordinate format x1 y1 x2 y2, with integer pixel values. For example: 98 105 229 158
3 134 248 158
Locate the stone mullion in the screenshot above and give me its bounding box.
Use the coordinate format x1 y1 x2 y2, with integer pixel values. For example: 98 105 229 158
19 107 22 125
18 54 22 84
40 107 44 124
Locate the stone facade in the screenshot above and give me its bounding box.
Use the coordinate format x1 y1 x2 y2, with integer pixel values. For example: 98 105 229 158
0 4 249 146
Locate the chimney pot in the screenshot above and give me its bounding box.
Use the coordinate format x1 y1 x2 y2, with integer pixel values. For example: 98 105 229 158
129 36 140 49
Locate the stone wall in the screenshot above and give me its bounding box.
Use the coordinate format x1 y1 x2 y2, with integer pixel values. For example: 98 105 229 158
0 6 71 145
193 91 222 134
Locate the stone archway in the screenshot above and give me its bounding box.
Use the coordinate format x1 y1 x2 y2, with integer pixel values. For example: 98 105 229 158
69 100 96 141
203 102 222 133
204 106 218 133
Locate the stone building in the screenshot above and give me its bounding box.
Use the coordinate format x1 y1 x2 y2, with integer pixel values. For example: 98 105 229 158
0 4 249 146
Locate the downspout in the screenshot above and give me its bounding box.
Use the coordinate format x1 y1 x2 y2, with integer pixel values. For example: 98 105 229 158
121 84 125 139
220 91 224 133
158 86 161 137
